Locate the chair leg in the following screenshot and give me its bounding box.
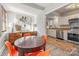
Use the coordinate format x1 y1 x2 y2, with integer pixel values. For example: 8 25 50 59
44 46 46 51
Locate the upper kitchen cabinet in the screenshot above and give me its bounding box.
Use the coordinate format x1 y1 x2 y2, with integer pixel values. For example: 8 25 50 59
46 15 60 29
46 17 55 29
58 16 69 26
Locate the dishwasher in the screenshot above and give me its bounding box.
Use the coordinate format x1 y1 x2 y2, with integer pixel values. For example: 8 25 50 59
56 30 63 40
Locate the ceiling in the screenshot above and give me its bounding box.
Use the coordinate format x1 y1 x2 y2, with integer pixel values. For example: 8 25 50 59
2 3 68 16
23 3 45 10
55 4 79 14
35 3 53 8
23 3 55 10
47 3 79 17
23 3 63 10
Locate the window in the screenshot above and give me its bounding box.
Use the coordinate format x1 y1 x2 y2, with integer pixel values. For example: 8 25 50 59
2 8 7 32
1 5 7 32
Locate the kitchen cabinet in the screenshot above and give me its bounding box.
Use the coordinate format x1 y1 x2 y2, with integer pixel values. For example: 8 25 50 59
63 30 68 40
47 29 56 38
56 29 69 40
56 30 63 39
46 17 55 29
59 18 69 25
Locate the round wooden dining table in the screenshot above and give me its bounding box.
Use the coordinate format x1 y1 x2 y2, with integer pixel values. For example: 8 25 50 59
14 36 46 56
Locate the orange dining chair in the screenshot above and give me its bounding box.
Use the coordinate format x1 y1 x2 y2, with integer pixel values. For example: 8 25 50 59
24 51 41 56
23 33 32 37
42 35 48 51
24 49 51 56
36 48 51 56
42 35 48 42
5 41 18 56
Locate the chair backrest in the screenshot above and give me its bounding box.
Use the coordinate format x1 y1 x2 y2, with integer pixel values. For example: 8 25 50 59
9 32 22 44
24 49 51 56
24 51 41 56
5 41 17 56
36 49 51 56
23 33 32 36
22 32 37 37
5 41 13 49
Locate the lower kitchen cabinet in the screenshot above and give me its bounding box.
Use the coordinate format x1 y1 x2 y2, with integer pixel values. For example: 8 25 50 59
47 29 56 38
63 30 68 40
47 29 69 41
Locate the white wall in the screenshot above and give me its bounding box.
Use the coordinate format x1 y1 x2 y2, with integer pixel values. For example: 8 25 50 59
36 13 46 35
6 11 46 36
7 12 35 32
7 12 16 32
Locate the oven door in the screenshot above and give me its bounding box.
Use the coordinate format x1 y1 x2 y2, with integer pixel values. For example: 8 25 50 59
68 33 79 42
